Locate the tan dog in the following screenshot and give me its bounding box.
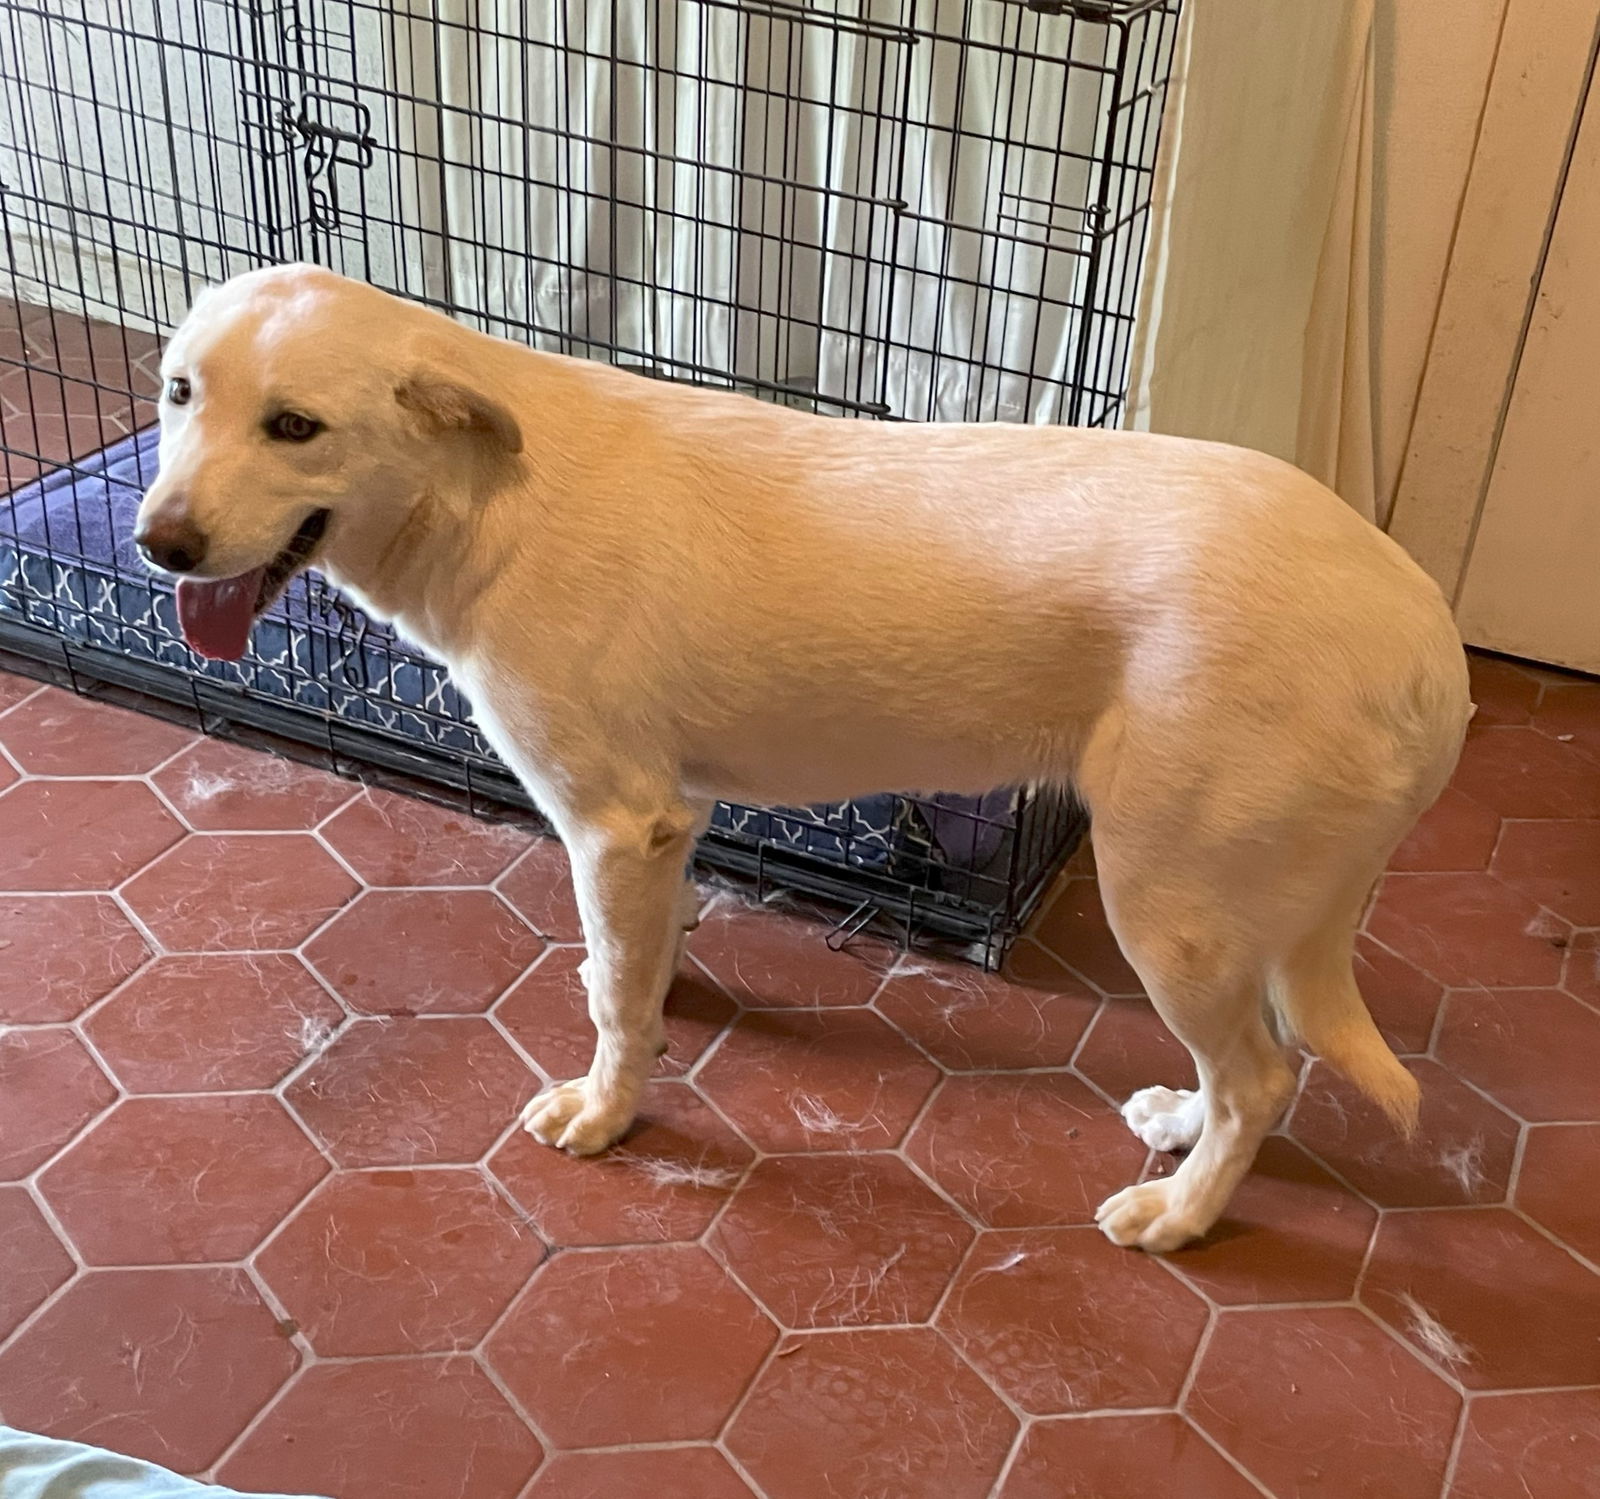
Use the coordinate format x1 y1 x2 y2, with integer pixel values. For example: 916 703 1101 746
134 265 1471 1252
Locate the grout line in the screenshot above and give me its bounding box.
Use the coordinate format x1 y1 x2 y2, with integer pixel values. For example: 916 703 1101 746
205 1381 299 1482
1173 1303 1219 1413
1436 1395 1473 1499
1184 1412 1279 1499
1506 1201 1600 1278
932 1318 1033 1429
470 1343 562 1461
981 1418 1029 1499
1351 1299 1472 1400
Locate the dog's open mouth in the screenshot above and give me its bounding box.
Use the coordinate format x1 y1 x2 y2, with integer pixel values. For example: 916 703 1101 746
175 508 330 662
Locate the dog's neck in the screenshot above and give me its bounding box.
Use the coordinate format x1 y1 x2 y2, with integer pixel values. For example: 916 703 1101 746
319 474 507 659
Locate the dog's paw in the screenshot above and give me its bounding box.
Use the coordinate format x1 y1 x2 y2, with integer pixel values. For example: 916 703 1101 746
519 1078 633 1155
1094 1179 1206 1254
1121 1086 1203 1153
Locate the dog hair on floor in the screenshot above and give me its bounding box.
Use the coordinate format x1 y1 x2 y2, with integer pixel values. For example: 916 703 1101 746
134 265 1472 1251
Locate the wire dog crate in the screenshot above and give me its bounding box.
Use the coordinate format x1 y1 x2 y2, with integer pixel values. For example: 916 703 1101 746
1 0 1180 964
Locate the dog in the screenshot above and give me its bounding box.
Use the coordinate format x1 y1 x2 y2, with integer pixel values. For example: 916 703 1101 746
133 264 1472 1252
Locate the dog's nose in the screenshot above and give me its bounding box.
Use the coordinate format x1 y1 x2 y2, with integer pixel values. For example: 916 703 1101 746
135 515 208 574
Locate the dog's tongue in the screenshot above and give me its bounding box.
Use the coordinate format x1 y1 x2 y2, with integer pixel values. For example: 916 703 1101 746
176 570 265 661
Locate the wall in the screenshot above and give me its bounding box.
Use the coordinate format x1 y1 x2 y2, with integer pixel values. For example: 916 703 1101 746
1369 0 1507 525
1121 1 1508 528
1386 0 1599 592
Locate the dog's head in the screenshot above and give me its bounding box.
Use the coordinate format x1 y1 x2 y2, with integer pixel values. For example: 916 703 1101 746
134 263 521 660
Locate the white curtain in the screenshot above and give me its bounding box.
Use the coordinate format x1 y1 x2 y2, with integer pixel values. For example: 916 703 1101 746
4 1 1159 428
0 1 255 332
1125 0 1380 518
376 0 1117 423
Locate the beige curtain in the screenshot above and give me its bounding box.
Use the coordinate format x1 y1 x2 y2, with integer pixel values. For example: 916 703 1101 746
1126 0 1379 520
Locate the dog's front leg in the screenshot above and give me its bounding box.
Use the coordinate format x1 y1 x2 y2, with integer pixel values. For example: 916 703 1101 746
519 799 704 1154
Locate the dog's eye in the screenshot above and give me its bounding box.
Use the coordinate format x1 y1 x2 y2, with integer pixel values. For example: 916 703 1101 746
165 377 191 406
267 412 322 443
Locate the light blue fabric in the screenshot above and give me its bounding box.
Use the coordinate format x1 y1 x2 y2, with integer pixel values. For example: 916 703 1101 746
0 1429 325 1499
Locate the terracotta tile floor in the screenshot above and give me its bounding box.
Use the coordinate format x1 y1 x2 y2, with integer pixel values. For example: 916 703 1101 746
0 661 1598 1498
1 298 161 488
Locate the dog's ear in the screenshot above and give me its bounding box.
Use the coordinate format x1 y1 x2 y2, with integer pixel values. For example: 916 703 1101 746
395 371 523 455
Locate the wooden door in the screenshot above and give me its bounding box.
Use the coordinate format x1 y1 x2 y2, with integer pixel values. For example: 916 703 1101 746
1455 71 1600 673
1385 1 1600 672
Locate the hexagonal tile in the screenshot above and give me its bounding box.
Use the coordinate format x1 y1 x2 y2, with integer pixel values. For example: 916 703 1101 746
0 1185 74 1338
1165 1137 1377 1305
1364 1207 1600 1389
0 780 182 890
939 1228 1206 1412
527 1449 756 1499
1491 820 1600 925
1354 934 1445 1055
999 1413 1261 1499
1366 872 1568 988
306 889 542 1015
0 1267 298 1471
709 1154 972 1328
695 1009 940 1153
28 313 160 373
1516 1123 1600 1262
1565 928 1600 1006
0 669 40 713
1291 1057 1518 1207
1071 996 1197 1102
257 1168 542 1354
40 1095 327 1264
123 833 357 951
218 1357 541 1499
1021 876 1144 996
874 958 1099 1070
496 836 582 940
0 893 148 1023
0 687 194 775
1389 786 1501 872
725 1326 1016 1499
486 1244 776 1446
1533 680 1600 760
321 786 530 885
688 898 896 1008
0 407 68 482
905 1071 1146 1227
1468 654 1540 726
84 953 342 1092
1187 1307 1459 1499
152 738 355 831
1450 725 1600 819
285 1015 533 1166
1450 1390 1600 1499
0 1029 117 1180
1436 987 1600 1120
490 1081 751 1247
497 949 734 1080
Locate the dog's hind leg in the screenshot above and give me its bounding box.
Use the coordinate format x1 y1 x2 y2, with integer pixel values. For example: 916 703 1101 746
1088 842 1299 1253
520 794 711 1154
1082 761 1423 1251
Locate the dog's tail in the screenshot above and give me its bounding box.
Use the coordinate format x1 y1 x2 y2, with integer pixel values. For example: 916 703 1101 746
1269 916 1420 1134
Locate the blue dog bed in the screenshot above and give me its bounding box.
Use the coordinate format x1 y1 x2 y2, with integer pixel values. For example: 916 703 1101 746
1 428 1015 880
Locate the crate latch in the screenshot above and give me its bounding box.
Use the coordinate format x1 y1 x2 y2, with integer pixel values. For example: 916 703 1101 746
291 91 376 232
